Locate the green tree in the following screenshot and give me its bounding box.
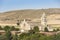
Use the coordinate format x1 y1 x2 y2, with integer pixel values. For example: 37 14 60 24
33 26 40 33
17 23 20 26
10 26 15 31
15 28 19 31
13 33 18 40
29 30 35 34
53 34 60 40
17 20 20 26
4 26 10 31
5 30 12 40
19 33 41 40
44 27 49 32
19 33 28 40
53 29 57 32
56 28 60 31
0 26 3 30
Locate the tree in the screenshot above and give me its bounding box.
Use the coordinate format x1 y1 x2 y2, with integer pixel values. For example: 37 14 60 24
19 32 41 40
15 28 19 31
44 27 49 32
17 20 20 26
0 26 3 30
13 33 18 40
17 23 20 26
4 26 10 31
53 29 56 32
10 26 15 31
29 30 35 34
10 26 19 31
33 26 40 33
56 28 60 31
53 34 60 40
53 28 60 32
5 30 12 40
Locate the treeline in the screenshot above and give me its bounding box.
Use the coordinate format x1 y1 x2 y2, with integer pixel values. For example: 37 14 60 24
0 26 60 40
0 26 19 31
0 25 60 32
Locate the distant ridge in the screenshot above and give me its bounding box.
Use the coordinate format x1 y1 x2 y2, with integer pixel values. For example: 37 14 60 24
0 8 60 21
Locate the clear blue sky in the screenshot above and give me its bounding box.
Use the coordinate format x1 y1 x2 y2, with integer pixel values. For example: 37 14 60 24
0 0 60 12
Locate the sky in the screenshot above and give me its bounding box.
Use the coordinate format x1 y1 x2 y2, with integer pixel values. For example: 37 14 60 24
0 0 60 12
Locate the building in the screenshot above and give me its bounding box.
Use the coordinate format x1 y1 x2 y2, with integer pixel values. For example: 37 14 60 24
20 19 31 32
19 12 54 32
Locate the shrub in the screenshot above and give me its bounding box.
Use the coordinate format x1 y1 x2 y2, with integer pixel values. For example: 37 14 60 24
44 27 49 32
4 26 10 31
15 28 20 31
33 26 40 32
0 26 3 30
10 26 15 31
56 28 60 31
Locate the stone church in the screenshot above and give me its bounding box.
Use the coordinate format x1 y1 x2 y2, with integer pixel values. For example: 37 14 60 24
19 12 53 32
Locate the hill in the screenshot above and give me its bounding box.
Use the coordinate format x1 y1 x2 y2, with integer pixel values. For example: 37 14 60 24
0 8 60 21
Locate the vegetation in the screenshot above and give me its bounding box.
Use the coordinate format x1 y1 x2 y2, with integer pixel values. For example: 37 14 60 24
0 25 60 40
56 28 60 31
0 26 3 30
33 26 40 32
53 29 56 32
5 30 12 40
53 28 60 32
17 20 20 26
15 28 20 31
4 26 11 31
3 26 19 31
10 26 15 31
13 33 18 40
44 27 49 32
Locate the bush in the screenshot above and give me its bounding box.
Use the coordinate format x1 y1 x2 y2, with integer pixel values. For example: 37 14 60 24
56 28 60 31
15 28 19 31
5 30 12 40
13 33 18 40
10 26 15 31
4 26 10 31
44 27 49 32
17 22 20 26
53 28 60 32
29 30 35 34
0 26 3 30
33 26 40 32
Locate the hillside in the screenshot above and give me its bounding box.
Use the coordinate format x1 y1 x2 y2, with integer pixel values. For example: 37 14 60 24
0 8 60 22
